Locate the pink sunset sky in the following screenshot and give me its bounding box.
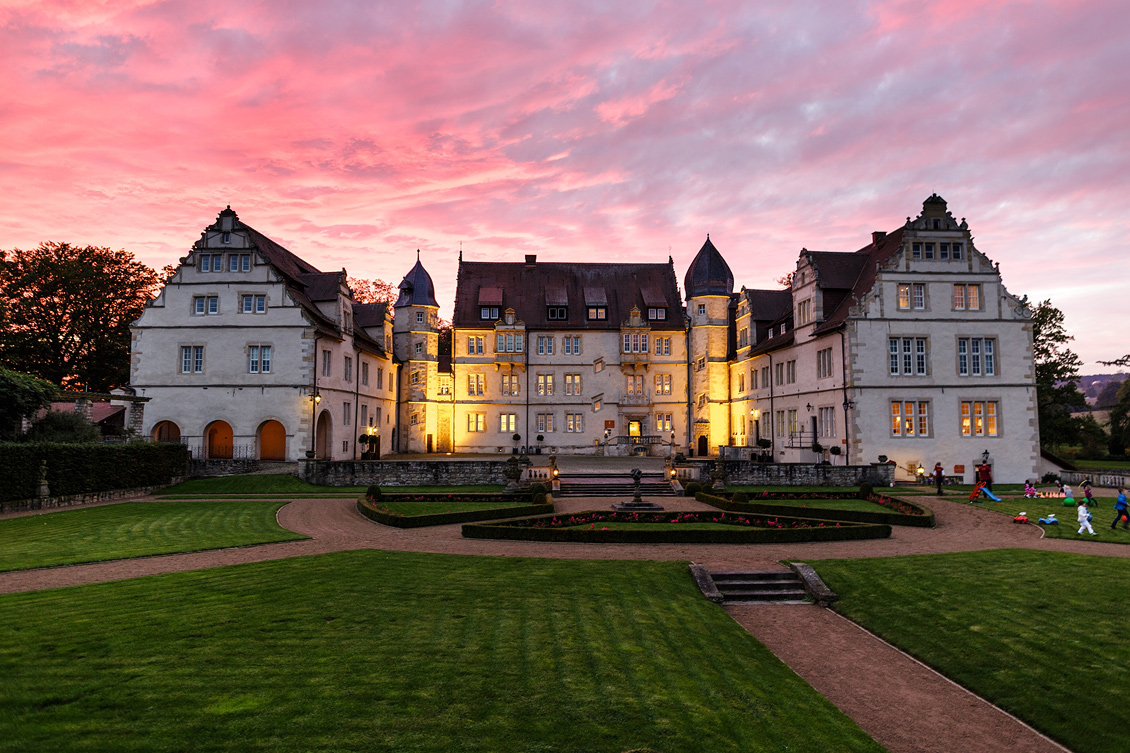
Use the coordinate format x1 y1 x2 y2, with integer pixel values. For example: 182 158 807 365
2 0 1127 370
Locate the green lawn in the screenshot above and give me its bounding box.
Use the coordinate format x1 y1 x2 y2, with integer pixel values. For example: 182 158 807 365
1074 459 1130 471
0 500 305 572
161 474 505 497
0 551 883 753
971 494 1130 543
377 499 533 515
814 549 1130 753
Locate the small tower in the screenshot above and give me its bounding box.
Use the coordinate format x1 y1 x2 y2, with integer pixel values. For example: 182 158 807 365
685 236 734 457
393 251 440 453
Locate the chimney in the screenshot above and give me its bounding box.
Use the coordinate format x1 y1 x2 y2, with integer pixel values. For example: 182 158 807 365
525 254 537 267
872 231 887 245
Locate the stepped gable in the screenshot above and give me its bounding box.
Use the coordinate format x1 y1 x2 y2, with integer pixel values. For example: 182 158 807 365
684 236 734 299
394 252 440 308
812 226 906 335
452 257 682 330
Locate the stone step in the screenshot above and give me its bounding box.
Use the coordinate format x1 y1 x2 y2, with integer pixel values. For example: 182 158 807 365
720 589 809 602
712 570 797 581
708 570 808 603
715 579 802 591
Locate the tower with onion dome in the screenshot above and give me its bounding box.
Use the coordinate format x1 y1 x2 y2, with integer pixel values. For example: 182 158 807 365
684 235 735 457
393 251 441 453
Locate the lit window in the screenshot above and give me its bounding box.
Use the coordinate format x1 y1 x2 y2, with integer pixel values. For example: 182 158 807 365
537 374 555 396
891 401 930 437
897 284 926 310
500 413 517 432
501 374 520 396
654 373 671 395
565 413 584 432
961 401 998 436
587 306 606 320
467 413 485 432
953 284 981 311
564 374 582 395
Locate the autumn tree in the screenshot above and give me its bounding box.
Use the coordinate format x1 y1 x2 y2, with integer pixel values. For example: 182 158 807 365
348 277 396 304
0 242 160 391
1031 300 1086 448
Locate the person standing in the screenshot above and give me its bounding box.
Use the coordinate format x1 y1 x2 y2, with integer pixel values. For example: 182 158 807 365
1112 488 1129 530
933 462 945 495
1078 501 1096 535
977 462 993 493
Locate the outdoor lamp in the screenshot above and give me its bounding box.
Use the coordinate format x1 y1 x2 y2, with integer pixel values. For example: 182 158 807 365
982 449 990 464
552 467 559 478
916 465 925 477
751 408 760 420
670 468 677 478
312 393 321 404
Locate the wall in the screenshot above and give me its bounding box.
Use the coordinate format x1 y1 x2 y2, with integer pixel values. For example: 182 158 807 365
1 483 179 515
681 460 894 487
300 459 514 486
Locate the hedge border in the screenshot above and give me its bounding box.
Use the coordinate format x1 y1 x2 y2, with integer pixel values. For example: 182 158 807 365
357 497 554 528
0 442 189 503
698 492 935 528
461 509 891 544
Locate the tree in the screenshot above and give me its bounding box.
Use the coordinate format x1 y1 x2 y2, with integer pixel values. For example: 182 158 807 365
1108 379 1130 457
0 242 160 391
0 367 58 440
348 277 396 304
776 272 794 288
1095 378 1125 408
1031 300 1086 448
23 409 101 443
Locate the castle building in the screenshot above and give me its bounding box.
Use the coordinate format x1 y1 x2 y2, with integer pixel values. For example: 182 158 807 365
131 195 1041 482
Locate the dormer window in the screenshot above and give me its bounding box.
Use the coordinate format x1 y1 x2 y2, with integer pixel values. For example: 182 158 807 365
587 306 606 321
647 307 666 320
547 306 567 320
481 307 499 320
222 232 231 244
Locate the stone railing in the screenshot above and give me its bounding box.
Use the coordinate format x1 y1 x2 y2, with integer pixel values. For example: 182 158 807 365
300 459 515 487
673 460 893 487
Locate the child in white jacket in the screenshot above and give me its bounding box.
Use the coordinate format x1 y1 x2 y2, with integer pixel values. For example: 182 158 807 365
1077 501 1096 535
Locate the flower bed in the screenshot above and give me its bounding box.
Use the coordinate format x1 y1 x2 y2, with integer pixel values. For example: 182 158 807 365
462 509 890 544
357 494 553 528
702 491 935 528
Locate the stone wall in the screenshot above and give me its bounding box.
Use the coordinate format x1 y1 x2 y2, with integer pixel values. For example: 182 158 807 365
300 459 513 487
680 461 894 487
188 458 272 476
1059 470 1130 490
1 482 181 515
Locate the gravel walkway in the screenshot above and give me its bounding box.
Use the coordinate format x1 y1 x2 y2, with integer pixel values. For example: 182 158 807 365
1 491 1115 752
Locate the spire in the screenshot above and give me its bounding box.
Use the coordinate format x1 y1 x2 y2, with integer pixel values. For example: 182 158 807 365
394 253 439 308
683 236 734 299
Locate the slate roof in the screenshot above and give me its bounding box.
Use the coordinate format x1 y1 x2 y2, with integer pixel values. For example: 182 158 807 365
684 236 734 299
395 254 440 308
353 301 390 329
812 226 905 335
453 259 683 330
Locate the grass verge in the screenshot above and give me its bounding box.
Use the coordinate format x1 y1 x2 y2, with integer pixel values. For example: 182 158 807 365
0 551 882 752
0 500 305 572
814 549 1130 753
970 494 1130 543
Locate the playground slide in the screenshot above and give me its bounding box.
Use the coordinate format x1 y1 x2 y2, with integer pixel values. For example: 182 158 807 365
981 487 1002 502
969 482 1002 502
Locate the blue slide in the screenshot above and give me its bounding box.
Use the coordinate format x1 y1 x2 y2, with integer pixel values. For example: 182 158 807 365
980 487 1002 502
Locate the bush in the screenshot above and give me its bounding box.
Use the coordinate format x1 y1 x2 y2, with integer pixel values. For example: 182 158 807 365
732 491 749 504
0 442 189 503
1041 472 1061 484
533 492 547 505
684 481 702 497
858 481 874 500
366 485 382 501
22 411 101 443
528 482 548 495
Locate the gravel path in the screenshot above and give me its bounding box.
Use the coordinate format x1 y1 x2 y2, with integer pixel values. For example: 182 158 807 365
1 491 1114 752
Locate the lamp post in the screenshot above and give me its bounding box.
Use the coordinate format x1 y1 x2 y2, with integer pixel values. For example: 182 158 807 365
307 391 322 458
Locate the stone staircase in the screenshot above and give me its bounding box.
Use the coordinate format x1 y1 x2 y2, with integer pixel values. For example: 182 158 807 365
707 570 809 604
555 473 677 497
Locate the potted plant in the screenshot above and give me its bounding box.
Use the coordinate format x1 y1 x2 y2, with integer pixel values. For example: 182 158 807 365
829 446 842 464
536 434 544 454
512 433 521 454
811 441 824 455
877 454 888 464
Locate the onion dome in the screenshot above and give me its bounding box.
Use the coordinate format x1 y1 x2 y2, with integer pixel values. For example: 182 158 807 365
684 235 734 299
394 251 439 308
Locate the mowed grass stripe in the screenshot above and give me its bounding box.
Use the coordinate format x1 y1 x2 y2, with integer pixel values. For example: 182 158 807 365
814 549 1130 753
0 500 306 572
0 551 882 752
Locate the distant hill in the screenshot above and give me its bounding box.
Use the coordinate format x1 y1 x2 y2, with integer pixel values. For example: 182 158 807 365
1079 373 1127 406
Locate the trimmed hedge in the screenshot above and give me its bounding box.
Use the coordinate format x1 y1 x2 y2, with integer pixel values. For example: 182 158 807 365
462 509 890 544
357 496 554 528
698 491 935 528
0 442 189 503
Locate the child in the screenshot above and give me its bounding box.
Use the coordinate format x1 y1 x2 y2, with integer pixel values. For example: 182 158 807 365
1024 480 1036 498
1112 488 1129 530
1077 501 1096 535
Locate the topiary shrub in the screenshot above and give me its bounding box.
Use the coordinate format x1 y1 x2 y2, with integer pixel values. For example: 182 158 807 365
684 481 702 497
533 492 547 505
858 481 874 499
528 482 548 495
732 491 749 504
366 485 382 501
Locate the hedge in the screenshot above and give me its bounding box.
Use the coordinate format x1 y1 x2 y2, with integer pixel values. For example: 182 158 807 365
357 496 554 528
461 509 890 544
698 491 936 528
0 442 190 503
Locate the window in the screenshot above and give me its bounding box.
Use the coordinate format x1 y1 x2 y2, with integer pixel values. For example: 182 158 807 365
194 296 220 315
786 360 796 384
228 254 250 272
468 374 484 395
697 303 706 315
414 342 423 355
564 374 582 395
655 413 672 432
343 402 351 426
410 412 419 425
738 327 749 348
587 306 606 320
377 367 384 390
361 361 369 386
775 410 785 437
819 407 836 437
481 307 499 320
536 374 554 396
697 393 706 408
563 336 581 355
594 359 604 373
891 401 930 437
751 369 758 390
775 363 784 386
797 299 812 325
500 413 517 433
439 376 451 395
654 337 671 356
952 243 963 260
738 373 745 392
626 375 644 395
889 338 928 376
547 306 567 320
537 413 557 433
501 374 519 396
467 413 485 432
817 347 834 379
199 254 221 272
923 243 935 260
622 333 648 353
321 350 332 377
496 333 524 353
467 336 484 355
953 284 981 311
696 356 706 372
787 409 799 438
912 242 921 259
961 400 998 436
181 345 204 373
222 233 231 245
780 323 786 335
361 405 368 426
647 307 666 320
958 338 996 376
344 356 353 382
654 373 671 395
897 283 926 310
410 370 420 385
565 413 584 432
247 345 271 374
416 311 424 324
537 336 554 355
761 366 770 389
593 398 602 412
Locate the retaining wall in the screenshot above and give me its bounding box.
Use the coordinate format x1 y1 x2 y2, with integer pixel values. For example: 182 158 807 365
681 461 894 487
1 482 181 515
300 459 513 487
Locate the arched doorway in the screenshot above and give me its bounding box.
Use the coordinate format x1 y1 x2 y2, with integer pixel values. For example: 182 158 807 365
259 420 286 461
315 411 332 459
206 421 234 459
152 421 180 443
697 435 708 457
